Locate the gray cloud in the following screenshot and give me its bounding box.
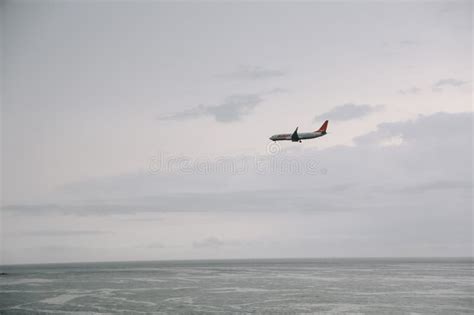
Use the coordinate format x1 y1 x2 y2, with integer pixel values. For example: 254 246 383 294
219 66 286 80
264 88 289 95
2 203 139 216
145 242 166 249
193 236 226 248
354 111 472 146
400 40 419 46
398 87 421 95
314 103 384 121
22 230 110 237
397 180 472 194
432 78 469 92
2 190 341 216
192 236 247 248
159 94 263 122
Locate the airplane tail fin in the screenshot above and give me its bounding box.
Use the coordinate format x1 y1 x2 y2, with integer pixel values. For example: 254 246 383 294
317 120 329 133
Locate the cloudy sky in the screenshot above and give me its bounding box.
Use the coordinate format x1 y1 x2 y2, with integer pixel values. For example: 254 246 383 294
1 1 472 264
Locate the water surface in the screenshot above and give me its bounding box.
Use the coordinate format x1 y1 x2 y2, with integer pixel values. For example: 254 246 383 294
0 258 472 314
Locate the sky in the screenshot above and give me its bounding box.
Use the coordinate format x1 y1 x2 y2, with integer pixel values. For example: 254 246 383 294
1 1 472 264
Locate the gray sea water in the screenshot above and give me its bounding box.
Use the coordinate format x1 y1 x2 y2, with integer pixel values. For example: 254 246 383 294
0 258 472 314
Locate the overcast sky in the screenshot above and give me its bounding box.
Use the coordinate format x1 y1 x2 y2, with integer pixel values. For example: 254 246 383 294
1 1 472 264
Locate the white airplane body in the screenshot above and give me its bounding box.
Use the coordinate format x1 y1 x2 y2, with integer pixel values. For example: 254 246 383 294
269 120 329 142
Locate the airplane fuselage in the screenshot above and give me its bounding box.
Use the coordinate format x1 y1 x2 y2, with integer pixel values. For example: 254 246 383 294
269 131 326 142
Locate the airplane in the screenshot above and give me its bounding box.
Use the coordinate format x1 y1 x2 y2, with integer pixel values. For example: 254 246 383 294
269 120 328 142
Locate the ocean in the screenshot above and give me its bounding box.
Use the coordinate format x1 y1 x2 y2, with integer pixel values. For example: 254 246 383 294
0 258 472 314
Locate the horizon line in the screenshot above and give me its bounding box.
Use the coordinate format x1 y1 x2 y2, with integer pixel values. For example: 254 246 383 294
1 256 472 268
